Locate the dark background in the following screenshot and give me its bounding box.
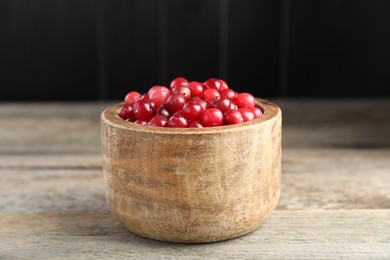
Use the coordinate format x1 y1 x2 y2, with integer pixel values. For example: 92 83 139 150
1 0 389 101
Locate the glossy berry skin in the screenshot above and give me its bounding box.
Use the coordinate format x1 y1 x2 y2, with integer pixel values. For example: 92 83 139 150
187 81 204 97
168 112 189 128
188 120 203 128
148 116 168 127
204 78 221 90
183 101 202 120
171 86 191 101
201 108 223 127
238 108 255 122
210 97 231 113
119 77 261 127
118 105 134 120
203 88 220 103
155 106 171 118
224 109 243 125
166 94 186 113
219 79 229 90
252 107 263 118
170 77 188 89
134 119 148 125
191 96 208 111
220 88 237 100
124 91 141 106
148 86 171 108
133 99 154 121
236 93 255 109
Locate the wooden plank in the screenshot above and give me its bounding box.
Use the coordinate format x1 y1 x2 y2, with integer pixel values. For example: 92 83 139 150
280 148 390 210
0 100 389 154
1 210 389 259
1 148 389 212
0 169 107 212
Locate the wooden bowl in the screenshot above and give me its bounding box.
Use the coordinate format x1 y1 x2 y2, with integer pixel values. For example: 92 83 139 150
101 98 282 243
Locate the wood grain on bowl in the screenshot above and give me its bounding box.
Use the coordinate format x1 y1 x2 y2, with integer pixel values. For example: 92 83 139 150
101 98 282 243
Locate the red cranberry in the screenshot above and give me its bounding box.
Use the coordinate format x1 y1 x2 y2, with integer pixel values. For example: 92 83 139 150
203 88 220 103
204 78 221 90
252 107 263 118
189 120 203 128
168 112 189 128
118 77 262 127
148 86 171 108
134 119 148 125
209 96 231 113
171 86 191 101
236 93 255 109
220 88 237 100
187 81 204 97
170 77 188 89
224 109 243 125
182 101 202 120
238 108 255 122
191 96 208 111
201 108 223 127
118 105 134 120
166 94 186 113
133 99 154 121
155 106 171 118
124 91 141 106
148 116 168 127
219 79 229 90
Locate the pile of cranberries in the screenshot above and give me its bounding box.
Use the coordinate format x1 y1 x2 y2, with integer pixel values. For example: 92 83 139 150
117 77 262 128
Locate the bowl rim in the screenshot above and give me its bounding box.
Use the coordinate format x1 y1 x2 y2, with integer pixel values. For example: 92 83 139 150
101 98 281 135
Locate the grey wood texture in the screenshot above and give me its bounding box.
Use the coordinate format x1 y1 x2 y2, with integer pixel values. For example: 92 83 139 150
1 99 389 259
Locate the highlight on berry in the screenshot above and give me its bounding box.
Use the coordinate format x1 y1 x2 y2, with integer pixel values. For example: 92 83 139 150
117 77 262 128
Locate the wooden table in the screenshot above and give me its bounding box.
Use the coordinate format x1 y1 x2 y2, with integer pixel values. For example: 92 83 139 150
1 99 389 259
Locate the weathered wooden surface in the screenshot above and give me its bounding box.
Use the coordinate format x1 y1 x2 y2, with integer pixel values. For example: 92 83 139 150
1 210 389 260
0 100 389 259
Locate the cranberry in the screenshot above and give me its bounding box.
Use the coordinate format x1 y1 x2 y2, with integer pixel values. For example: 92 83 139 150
171 85 191 101
204 78 221 90
170 77 188 89
201 108 224 127
148 86 171 108
229 103 238 110
183 101 202 120
189 120 203 128
236 93 255 109
168 112 189 128
166 94 186 113
134 119 148 125
191 96 208 111
118 105 134 120
238 108 255 122
224 109 243 125
252 107 263 118
203 88 220 103
219 79 229 90
155 106 171 118
148 116 168 127
187 81 204 97
133 99 154 121
118 77 262 127
220 88 237 100
124 91 141 106
209 97 231 113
